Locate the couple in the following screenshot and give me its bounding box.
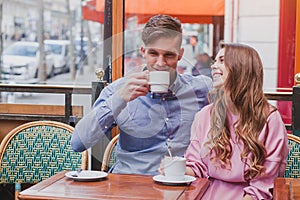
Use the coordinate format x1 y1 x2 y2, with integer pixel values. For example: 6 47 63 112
71 15 289 199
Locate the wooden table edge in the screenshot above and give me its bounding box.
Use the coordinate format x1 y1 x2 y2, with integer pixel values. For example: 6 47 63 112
19 171 67 199
18 171 209 200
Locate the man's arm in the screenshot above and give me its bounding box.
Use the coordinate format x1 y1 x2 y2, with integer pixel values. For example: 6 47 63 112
71 71 150 152
71 81 127 152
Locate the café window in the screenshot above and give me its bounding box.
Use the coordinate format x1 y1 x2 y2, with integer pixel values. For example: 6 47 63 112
82 0 224 81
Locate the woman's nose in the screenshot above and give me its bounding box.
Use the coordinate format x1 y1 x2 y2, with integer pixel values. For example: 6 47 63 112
211 62 217 69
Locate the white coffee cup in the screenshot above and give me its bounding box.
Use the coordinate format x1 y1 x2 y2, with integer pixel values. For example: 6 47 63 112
164 156 186 181
149 71 170 93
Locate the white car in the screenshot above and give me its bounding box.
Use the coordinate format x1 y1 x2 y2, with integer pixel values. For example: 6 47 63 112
2 41 55 83
44 40 70 74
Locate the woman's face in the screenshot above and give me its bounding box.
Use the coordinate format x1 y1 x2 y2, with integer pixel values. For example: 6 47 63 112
211 48 228 89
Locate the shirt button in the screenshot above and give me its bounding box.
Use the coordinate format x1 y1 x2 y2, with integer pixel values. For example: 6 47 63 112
104 125 108 129
165 118 169 122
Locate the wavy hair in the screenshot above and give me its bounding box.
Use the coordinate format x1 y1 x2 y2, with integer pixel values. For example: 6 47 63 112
207 43 273 180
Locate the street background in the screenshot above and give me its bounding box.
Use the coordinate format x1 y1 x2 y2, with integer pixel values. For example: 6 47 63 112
5 42 197 116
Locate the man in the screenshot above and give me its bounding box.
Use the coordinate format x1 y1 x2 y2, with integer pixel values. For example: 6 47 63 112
192 53 213 78
189 35 197 54
71 14 212 175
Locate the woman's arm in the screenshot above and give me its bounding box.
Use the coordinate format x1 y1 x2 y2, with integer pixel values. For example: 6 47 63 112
184 108 211 178
243 111 289 199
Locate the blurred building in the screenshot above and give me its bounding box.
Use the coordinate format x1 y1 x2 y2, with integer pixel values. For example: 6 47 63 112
1 0 69 45
224 0 299 124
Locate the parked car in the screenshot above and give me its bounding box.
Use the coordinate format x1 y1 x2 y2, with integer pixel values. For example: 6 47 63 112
44 40 70 74
2 41 54 83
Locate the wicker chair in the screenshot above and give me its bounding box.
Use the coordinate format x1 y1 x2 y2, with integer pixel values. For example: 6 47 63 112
101 134 119 172
284 134 300 178
0 121 88 200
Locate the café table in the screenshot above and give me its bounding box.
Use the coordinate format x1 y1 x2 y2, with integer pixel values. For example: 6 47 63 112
273 178 300 200
18 171 210 200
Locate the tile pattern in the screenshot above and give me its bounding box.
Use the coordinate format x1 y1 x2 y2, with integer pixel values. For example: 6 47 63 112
284 138 300 178
0 125 82 183
108 146 117 170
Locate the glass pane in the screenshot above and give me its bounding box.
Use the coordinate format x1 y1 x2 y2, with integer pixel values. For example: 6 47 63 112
124 0 224 76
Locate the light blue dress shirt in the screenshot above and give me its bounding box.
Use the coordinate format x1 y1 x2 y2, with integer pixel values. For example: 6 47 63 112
71 74 212 175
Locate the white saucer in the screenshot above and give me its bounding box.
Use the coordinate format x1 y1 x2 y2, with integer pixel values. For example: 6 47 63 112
153 175 196 185
65 170 108 182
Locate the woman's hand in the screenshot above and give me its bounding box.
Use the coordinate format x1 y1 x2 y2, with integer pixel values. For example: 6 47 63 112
159 158 196 177
158 158 165 175
185 166 196 176
242 194 253 200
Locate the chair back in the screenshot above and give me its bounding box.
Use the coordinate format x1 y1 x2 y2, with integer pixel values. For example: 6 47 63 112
0 121 88 184
284 134 300 178
101 134 119 172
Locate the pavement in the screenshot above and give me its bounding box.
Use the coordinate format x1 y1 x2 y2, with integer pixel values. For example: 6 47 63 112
47 65 99 86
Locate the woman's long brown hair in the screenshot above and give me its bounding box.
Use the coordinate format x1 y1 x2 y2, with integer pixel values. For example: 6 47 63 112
207 43 271 181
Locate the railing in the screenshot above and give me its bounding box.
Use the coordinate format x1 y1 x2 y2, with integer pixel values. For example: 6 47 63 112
0 82 298 133
0 83 295 124
264 91 293 131
0 83 92 123
264 91 293 101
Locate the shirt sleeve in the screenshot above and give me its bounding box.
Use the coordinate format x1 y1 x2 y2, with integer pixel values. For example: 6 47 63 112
71 79 127 152
191 75 213 109
243 111 289 199
185 106 211 178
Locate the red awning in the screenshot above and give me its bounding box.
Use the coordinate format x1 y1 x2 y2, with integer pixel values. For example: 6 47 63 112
82 0 104 23
83 0 224 24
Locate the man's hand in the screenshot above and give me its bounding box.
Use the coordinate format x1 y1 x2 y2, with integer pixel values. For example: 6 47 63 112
118 71 150 102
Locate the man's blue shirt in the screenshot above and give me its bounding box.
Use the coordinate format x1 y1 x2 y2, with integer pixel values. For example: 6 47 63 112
71 74 212 175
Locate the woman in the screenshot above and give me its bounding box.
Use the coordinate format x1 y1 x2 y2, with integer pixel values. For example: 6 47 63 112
184 43 289 199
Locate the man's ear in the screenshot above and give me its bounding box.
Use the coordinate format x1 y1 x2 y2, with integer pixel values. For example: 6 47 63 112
140 46 146 56
178 48 184 61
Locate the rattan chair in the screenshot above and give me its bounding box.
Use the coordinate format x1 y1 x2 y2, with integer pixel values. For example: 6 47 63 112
101 134 119 172
284 134 300 178
0 121 88 200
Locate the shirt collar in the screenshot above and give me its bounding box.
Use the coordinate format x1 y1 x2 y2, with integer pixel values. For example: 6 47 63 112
150 89 177 100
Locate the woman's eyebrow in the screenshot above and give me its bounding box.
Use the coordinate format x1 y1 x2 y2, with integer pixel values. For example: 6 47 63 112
213 55 223 62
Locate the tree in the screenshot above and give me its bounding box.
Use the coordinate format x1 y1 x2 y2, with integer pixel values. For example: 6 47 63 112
37 0 47 82
66 0 76 80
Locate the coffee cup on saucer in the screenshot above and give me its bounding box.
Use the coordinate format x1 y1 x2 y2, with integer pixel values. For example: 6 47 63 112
164 156 186 181
148 71 170 94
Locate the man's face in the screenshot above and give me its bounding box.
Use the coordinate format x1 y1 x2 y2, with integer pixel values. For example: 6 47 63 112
141 37 184 74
